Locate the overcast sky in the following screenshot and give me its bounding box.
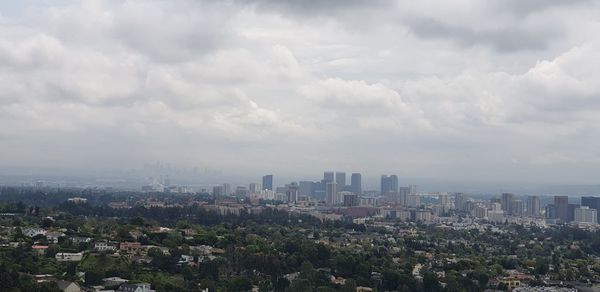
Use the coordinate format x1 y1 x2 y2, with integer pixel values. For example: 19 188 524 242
1 0 600 185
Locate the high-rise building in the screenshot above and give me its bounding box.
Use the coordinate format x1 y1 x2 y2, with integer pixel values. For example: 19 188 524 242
554 195 569 223
335 172 346 188
343 193 359 207
398 187 410 206
262 175 273 191
298 181 314 198
501 193 514 215
526 196 541 217
286 183 299 204
581 196 600 223
454 193 465 211
324 171 334 183
575 206 597 224
212 185 224 197
223 184 231 196
409 184 417 195
350 173 362 195
249 183 262 194
511 200 524 216
438 193 449 206
406 194 421 207
390 175 399 193
326 182 337 206
380 175 399 195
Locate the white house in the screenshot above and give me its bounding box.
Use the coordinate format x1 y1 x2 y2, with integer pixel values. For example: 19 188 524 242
55 252 83 262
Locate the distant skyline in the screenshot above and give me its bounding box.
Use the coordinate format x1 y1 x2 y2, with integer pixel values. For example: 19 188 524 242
2 1 600 185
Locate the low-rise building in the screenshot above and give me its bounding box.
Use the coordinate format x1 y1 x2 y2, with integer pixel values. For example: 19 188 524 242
55 252 83 262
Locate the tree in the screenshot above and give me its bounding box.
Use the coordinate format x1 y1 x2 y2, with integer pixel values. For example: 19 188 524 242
85 270 104 285
286 279 311 292
423 272 441 292
228 276 252 292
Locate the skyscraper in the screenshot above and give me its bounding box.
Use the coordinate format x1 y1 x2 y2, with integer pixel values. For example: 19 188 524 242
286 183 299 204
380 174 399 195
335 172 346 188
262 175 273 191
350 173 362 195
554 195 569 223
454 193 465 211
501 193 514 214
381 175 390 196
324 171 334 182
398 187 410 206
390 175 399 193
298 181 314 198
326 182 337 206
526 196 540 217
511 200 524 216
249 183 261 194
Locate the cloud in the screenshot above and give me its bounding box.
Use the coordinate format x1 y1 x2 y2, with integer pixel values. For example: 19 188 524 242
0 0 600 184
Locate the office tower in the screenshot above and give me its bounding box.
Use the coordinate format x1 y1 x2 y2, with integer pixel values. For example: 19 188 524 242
298 181 314 198
545 204 557 219
335 172 346 187
390 175 399 193
575 206 597 224
568 204 579 222
581 196 600 223
249 183 261 194
350 173 362 195
501 193 514 214
511 200 524 216
262 175 273 191
454 193 465 211
406 194 421 207
381 174 399 195
326 182 337 206
286 183 299 204
554 195 569 223
526 196 541 217
324 171 334 183
472 205 487 219
212 185 224 197
409 184 417 195
381 175 390 196
398 187 410 206
223 184 231 196
438 193 449 206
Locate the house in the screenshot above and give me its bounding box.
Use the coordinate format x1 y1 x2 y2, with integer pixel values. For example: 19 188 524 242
32 245 49 256
102 276 129 287
24 228 46 238
95 241 118 252
178 255 194 265
116 283 155 292
120 242 141 252
71 236 92 244
46 232 66 243
55 252 83 262
102 277 128 287
56 280 82 292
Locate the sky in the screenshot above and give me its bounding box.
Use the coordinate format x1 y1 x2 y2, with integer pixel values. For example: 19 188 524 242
1 0 600 186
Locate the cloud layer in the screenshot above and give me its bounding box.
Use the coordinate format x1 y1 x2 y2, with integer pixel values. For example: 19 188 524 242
1 0 600 184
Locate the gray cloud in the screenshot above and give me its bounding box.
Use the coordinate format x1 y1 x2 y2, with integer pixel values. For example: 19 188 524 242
404 16 556 52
